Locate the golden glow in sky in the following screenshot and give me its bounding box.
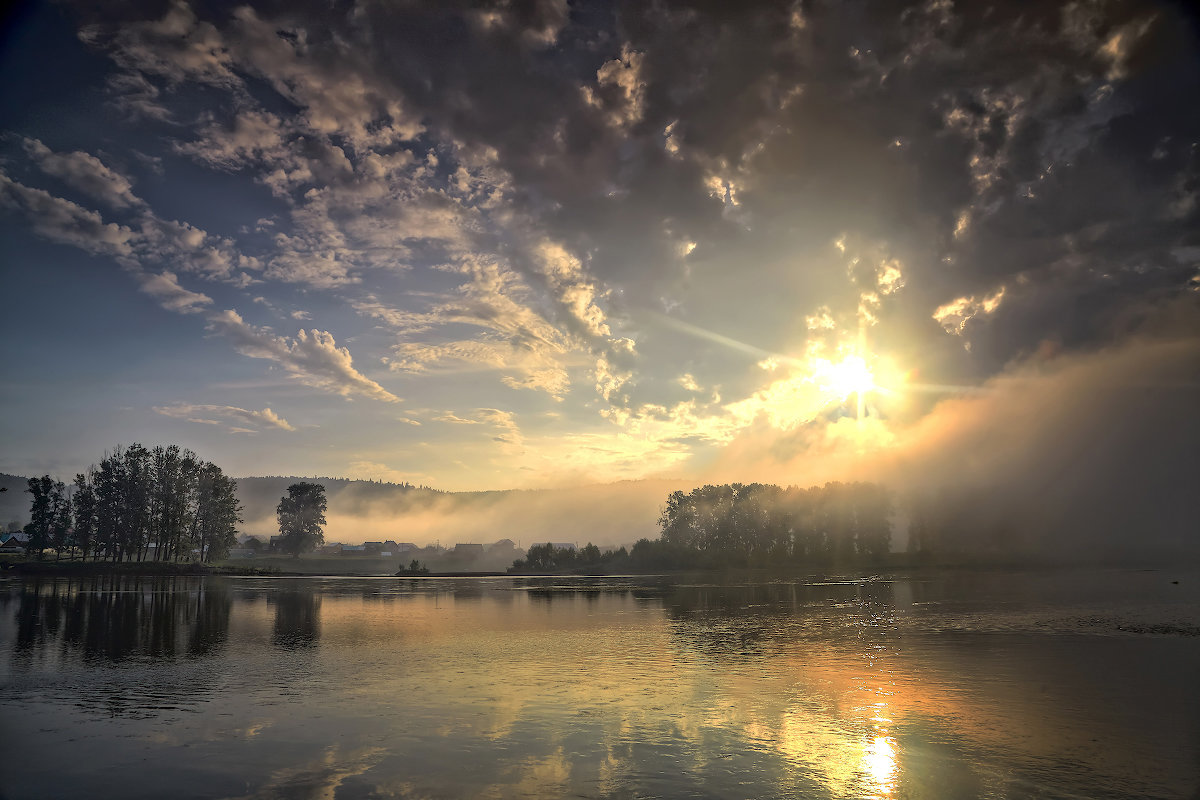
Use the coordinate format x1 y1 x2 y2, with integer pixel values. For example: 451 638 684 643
817 354 877 400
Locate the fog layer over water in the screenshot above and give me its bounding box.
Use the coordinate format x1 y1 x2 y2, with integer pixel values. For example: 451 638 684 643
2 571 1198 799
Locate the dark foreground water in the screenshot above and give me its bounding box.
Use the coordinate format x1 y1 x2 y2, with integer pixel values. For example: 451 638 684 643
1 570 1198 799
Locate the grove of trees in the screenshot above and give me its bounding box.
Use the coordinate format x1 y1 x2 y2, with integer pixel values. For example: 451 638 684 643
23 443 242 562
514 542 627 572
510 481 893 573
655 482 892 568
275 482 327 557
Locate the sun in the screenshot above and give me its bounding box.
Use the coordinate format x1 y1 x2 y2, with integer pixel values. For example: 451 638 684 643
822 354 877 399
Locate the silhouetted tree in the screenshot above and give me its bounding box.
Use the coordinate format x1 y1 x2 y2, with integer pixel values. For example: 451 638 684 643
276 483 327 557
193 464 242 562
48 481 72 560
73 472 97 562
23 476 64 559
28 444 243 564
150 445 199 562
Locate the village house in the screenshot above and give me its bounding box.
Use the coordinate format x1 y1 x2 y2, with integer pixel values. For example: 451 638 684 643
0 532 29 553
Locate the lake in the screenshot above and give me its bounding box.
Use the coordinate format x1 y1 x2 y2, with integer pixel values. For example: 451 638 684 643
1 570 1198 799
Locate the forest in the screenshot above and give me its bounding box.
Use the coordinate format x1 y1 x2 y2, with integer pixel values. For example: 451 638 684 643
20 444 241 563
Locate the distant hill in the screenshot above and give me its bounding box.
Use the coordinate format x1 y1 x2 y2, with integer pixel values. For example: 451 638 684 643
0 471 679 548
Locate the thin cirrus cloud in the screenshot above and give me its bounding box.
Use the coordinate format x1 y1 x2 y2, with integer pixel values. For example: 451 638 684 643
153 403 296 433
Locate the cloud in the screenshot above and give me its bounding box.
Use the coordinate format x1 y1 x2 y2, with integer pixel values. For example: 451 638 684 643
361 261 581 398
22 138 142 209
583 45 646 131
174 109 290 170
0 171 134 256
533 241 612 339
206 309 400 403
135 270 212 314
434 412 482 425
154 403 297 432
932 287 1007 337
1 144 249 287
78 0 238 88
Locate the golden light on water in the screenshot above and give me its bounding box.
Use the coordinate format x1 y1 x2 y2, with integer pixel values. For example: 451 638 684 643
862 734 898 798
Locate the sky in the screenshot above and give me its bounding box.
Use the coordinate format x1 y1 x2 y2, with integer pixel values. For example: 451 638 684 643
1 0 1198 500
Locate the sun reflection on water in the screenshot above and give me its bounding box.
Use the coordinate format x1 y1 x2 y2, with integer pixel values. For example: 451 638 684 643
862 734 898 798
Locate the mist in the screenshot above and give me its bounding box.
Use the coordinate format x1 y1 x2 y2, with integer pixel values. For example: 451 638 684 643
233 316 1198 565
236 477 687 553
703 326 1200 562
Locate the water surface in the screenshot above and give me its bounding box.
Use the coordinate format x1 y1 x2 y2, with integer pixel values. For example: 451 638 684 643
2 570 1198 799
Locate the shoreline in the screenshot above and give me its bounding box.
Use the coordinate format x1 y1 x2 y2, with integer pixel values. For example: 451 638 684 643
1 560 289 577
3 559 1189 580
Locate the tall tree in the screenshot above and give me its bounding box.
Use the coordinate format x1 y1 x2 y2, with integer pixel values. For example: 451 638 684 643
193 462 242 562
73 471 97 562
23 476 60 559
48 482 72 561
276 483 327 558
150 445 200 561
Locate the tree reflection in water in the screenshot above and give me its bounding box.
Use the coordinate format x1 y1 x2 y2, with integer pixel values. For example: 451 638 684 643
6 577 233 719
271 589 321 649
12 577 232 662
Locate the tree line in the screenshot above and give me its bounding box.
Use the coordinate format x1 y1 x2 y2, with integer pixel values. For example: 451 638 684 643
510 481 893 573
655 481 892 567
513 542 629 572
22 444 242 563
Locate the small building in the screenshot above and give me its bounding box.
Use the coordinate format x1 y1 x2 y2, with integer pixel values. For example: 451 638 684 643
453 543 484 557
341 545 367 555
0 532 29 553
